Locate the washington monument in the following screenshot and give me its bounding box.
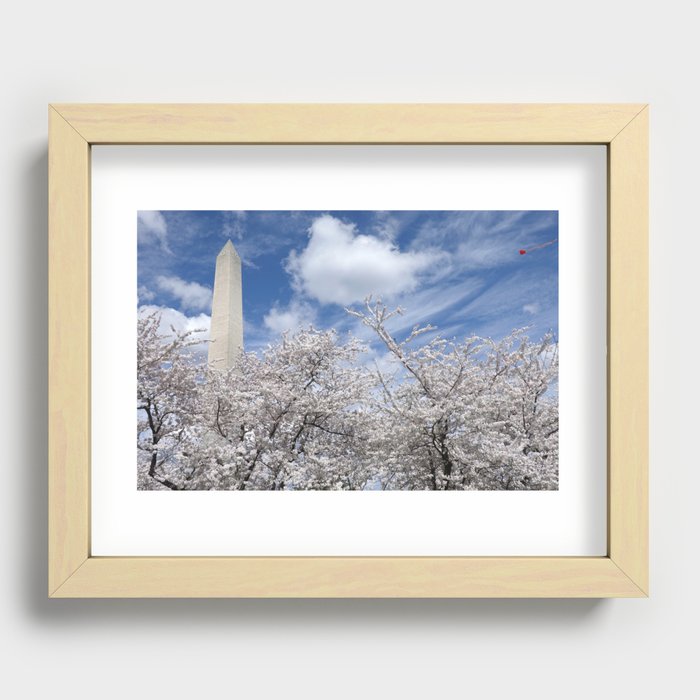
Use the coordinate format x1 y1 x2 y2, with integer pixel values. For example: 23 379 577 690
208 240 243 369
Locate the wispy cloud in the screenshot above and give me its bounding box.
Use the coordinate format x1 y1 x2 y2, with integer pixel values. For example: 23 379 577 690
337 276 483 343
221 210 247 240
138 211 171 253
226 211 313 268
448 269 557 343
411 211 557 272
371 211 401 240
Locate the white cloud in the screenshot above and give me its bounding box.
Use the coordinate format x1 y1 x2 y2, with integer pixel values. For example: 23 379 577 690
523 303 540 315
264 299 316 335
221 210 247 240
286 215 437 306
156 275 212 312
138 305 211 357
138 211 171 252
138 285 155 302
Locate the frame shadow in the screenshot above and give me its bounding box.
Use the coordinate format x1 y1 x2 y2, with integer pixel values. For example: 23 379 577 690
25 144 605 622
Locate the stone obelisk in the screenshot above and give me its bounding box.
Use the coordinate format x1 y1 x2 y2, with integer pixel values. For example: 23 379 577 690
208 240 243 369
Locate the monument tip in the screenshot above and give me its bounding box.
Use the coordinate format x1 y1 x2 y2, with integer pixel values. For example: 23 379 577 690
219 239 240 259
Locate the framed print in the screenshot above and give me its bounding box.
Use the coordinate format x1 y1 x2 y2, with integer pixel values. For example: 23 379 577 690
48 104 648 597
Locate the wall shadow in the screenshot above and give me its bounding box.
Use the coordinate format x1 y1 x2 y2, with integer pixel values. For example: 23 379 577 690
21 145 50 623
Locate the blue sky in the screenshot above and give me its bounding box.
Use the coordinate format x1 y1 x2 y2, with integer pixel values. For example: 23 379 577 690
138 210 558 357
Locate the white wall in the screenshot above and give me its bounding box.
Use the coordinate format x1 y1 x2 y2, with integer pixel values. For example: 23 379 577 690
0 1 695 698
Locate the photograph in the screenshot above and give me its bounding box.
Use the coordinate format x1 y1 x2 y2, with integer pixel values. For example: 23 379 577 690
137 210 559 491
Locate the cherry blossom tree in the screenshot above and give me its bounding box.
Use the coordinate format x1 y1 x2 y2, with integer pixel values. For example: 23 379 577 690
137 311 203 490
348 298 559 490
137 301 558 491
186 328 374 490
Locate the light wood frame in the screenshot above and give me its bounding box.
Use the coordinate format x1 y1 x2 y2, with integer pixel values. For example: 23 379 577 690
48 104 648 598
